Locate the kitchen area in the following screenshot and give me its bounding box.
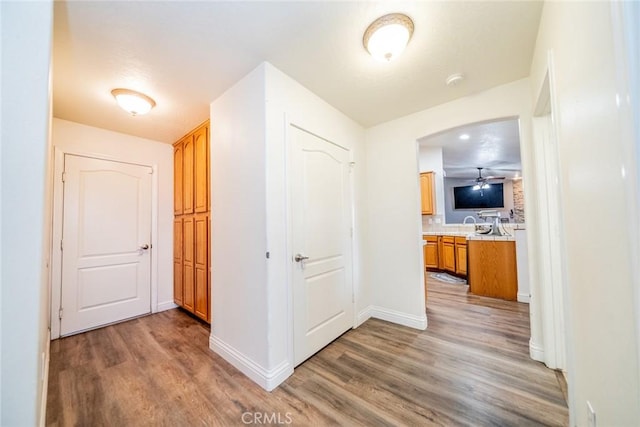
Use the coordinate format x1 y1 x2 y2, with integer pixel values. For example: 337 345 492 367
419 118 529 304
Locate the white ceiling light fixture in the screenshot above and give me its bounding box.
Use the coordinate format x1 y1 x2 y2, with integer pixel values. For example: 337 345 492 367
111 88 156 116
446 73 465 86
459 133 470 140
363 13 414 62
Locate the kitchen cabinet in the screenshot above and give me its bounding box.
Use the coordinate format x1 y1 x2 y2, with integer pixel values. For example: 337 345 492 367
420 172 435 215
173 120 211 322
468 240 518 301
441 236 456 273
455 237 467 275
424 236 439 269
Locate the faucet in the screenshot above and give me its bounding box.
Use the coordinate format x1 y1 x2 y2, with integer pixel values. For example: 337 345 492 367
463 216 477 225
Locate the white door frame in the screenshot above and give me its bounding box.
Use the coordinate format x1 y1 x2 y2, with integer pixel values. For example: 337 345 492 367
528 53 571 372
50 147 160 339
284 120 357 369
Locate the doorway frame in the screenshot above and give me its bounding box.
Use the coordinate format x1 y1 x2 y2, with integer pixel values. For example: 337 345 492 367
50 147 160 339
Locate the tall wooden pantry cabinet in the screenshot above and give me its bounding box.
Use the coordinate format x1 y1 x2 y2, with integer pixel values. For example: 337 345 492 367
173 120 211 323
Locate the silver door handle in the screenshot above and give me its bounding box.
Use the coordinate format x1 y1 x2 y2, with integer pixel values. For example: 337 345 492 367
140 244 150 250
294 254 309 262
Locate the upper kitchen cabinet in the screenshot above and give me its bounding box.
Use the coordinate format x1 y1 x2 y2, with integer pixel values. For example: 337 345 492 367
173 141 184 215
420 171 435 215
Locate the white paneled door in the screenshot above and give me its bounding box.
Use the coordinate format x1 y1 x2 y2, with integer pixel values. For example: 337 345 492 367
60 155 152 336
291 126 354 366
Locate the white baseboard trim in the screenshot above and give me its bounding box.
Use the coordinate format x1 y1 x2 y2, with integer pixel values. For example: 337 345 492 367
517 292 531 303
39 332 51 427
529 339 545 362
356 305 373 327
157 301 178 312
209 334 293 391
370 306 428 330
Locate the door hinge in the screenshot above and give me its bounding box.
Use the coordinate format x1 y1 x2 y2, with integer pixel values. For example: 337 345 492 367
58 308 63 320
60 239 63 250
61 172 66 182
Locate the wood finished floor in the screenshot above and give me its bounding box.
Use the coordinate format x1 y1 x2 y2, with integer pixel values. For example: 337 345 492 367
47 277 568 426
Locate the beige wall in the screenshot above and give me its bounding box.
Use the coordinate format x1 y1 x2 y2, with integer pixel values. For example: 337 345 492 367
530 1 640 425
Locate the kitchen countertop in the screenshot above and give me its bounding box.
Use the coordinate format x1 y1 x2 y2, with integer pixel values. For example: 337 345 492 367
422 231 515 241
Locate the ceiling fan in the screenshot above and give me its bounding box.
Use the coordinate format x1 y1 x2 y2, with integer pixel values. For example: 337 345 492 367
471 167 505 190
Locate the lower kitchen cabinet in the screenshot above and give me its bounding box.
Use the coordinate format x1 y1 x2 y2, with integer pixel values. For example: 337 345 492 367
441 236 456 273
424 236 439 269
468 240 518 301
455 237 467 275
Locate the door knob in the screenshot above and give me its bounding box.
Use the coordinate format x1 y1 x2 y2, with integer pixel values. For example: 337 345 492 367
140 244 150 250
294 254 309 262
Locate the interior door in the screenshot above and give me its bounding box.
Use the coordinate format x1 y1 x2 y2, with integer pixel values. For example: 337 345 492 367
60 155 152 336
291 126 354 366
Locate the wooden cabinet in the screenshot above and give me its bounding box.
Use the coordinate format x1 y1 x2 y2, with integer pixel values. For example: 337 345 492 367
420 172 435 215
174 144 183 215
173 121 211 322
442 236 456 273
468 240 518 301
182 136 194 215
193 126 208 213
455 237 467 275
424 236 439 269
424 234 467 278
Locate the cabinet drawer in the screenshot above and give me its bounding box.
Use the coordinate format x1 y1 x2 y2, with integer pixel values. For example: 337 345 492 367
455 236 467 245
442 236 455 244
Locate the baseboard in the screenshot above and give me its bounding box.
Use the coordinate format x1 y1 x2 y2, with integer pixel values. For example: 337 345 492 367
157 301 178 312
529 339 545 362
39 331 51 427
356 305 373 327
370 306 428 330
209 334 293 391
517 292 531 303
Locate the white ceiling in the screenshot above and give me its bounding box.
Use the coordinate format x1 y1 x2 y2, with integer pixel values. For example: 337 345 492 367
53 1 543 144
419 117 522 179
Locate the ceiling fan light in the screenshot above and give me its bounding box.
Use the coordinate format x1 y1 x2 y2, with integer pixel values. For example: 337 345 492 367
363 13 414 62
472 184 481 191
482 183 490 189
111 88 156 116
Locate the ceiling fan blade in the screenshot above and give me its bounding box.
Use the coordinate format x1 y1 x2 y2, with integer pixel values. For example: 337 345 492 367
484 176 506 180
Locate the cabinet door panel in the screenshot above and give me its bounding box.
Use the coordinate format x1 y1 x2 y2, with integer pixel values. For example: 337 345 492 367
173 217 183 305
183 137 194 214
456 244 467 275
182 216 195 312
194 126 209 213
425 241 439 269
174 144 183 215
443 243 456 272
420 172 435 215
194 214 209 320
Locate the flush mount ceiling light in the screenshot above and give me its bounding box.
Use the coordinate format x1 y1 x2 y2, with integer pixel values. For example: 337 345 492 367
459 133 470 140
111 88 156 116
446 73 465 86
363 13 414 62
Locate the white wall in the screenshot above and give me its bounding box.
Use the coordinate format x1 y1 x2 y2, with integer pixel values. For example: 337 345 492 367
365 78 533 328
530 2 640 425
209 65 271 383
1 1 53 424
51 119 175 312
209 62 368 391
